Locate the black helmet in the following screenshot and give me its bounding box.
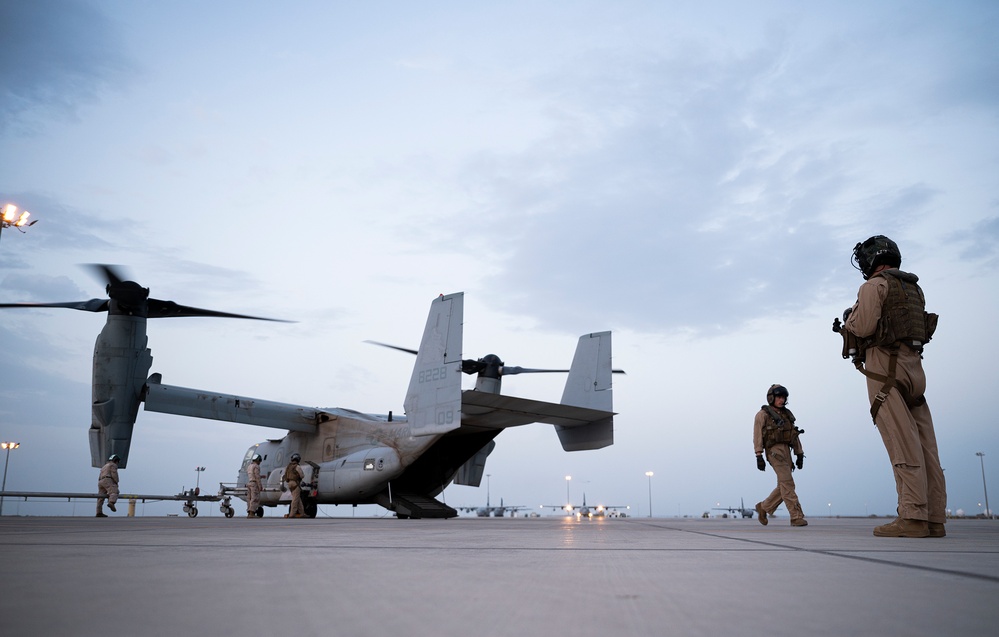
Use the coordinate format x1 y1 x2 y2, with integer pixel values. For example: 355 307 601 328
108 454 121 463
767 384 789 405
251 454 262 463
852 235 901 280
290 453 301 462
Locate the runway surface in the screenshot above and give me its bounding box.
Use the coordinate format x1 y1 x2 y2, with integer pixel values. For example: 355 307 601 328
1 515 997 637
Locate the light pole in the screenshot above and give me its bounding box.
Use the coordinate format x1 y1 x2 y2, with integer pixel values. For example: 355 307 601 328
565 475 571 506
1 203 38 245
1 442 21 516
645 471 654 517
977 452 991 519
195 466 206 494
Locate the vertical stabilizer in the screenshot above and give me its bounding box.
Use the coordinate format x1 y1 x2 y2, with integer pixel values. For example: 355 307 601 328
404 293 464 436
557 331 613 451
560 331 612 410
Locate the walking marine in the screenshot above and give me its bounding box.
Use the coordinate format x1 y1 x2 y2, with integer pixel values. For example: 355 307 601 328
834 235 947 538
754 384 808 527
96 454 120 517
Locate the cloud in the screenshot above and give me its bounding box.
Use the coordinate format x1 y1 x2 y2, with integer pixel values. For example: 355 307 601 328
953 215 999 269
0 0 133 136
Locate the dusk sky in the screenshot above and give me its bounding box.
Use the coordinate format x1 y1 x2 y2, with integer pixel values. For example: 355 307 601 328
2 0 997 519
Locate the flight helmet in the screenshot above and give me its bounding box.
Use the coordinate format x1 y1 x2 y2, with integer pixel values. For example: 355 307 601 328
108 454 121 463
251 454 262 463
852 235 901 280
767 384 789 406
290 453 301 462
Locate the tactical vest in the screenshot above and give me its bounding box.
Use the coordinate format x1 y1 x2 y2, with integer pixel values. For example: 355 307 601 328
871 269 937 349
761 406 798 449
851 269 938 423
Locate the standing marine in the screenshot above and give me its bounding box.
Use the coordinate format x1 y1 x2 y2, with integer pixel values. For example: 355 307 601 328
96 454 121 517
835 235 946 538
283 453 305 518
246 453 263 518
754 384 808 527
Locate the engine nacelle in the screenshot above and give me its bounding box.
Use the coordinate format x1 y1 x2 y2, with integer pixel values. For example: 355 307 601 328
89 315 153 468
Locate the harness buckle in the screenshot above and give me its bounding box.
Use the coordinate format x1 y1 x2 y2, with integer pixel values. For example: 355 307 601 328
874 391 889 404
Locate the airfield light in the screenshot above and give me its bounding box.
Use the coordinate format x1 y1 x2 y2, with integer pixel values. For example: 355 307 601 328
976 452 992 520
1 442 21 516
195 466 206 493
1 203 38 245
645 471 654 518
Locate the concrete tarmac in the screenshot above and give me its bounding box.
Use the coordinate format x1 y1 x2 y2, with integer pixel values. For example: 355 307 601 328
1 515 997 637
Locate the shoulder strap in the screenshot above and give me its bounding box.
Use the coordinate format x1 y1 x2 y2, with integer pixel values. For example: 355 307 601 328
763 405 784 427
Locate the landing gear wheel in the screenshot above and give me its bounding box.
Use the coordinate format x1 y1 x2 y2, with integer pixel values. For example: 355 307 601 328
305 501 318 518
224 506 235 518
188 507 199 518
255 507 264 518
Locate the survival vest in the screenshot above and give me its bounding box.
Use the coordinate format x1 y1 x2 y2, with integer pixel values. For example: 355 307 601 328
870 269 938 349
760 406 799 449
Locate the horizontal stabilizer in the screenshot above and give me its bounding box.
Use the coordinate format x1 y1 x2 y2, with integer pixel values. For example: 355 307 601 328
461 391 614 431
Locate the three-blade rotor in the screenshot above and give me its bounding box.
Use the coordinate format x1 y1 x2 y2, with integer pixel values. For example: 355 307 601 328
0 264 291 322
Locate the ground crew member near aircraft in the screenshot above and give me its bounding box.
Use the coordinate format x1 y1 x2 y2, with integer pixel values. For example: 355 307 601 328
754 384 808 527
96 454 120 517
246 454 263 518
283 453 305 518
836 235 946 538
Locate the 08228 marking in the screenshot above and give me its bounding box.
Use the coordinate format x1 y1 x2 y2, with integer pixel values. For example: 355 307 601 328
418 366 448 383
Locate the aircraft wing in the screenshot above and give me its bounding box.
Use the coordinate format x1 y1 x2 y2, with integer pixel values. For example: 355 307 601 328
459 391 614 431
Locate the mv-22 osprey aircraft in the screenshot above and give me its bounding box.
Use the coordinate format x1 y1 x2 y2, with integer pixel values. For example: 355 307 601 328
1 266 620 519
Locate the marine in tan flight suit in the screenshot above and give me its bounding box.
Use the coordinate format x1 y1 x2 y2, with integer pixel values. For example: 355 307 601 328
283 454 305 518
96 454 121 517
246 454 263 518
754 384 808 527
840 235 946 538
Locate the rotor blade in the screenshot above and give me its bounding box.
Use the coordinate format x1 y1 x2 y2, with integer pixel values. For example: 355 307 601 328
83 264 128 287
500 366 626 375
364 340 418 355
0 299 110 313
146 299 293 322
500 366 570 375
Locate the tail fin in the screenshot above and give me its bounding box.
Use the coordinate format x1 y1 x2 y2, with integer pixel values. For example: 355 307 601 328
556 331 614 451
560 331 613 410
404 293 464 436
